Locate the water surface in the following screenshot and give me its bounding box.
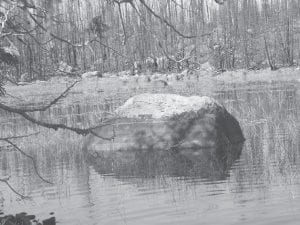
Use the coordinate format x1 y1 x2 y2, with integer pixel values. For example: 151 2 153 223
1 80 300 225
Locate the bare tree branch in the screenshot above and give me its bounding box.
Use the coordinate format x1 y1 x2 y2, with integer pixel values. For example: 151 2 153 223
2 139 53 184
138 0 196 39
0 132 40 140
0 133 50 186
157 41 202 69
0 101 109 136
15 80 79 112
0 80 79 113
0 176 31 199
170 0 199 15
0 80 116 140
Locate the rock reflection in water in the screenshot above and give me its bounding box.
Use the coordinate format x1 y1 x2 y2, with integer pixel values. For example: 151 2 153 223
87 141 243 180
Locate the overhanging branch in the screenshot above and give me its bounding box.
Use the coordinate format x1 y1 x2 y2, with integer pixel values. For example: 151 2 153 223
138 0 196 39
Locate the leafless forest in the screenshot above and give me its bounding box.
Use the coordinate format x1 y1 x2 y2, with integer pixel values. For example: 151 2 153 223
0 0 299 87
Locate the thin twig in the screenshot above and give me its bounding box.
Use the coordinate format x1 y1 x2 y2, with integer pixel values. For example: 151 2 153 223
170 0 199 15
0 80 78 113
15 80 79 112
0 177 31 199
138 0 196 39
3 140 53 184
0 132 40 141
90 125 116 141
0 84 117 141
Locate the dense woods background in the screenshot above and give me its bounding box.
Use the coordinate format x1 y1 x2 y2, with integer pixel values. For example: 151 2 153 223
0 0 300 83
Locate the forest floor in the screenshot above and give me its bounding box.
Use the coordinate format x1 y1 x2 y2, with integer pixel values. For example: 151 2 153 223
1 66 300 107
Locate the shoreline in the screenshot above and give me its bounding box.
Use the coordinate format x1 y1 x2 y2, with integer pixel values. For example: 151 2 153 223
1 67 299 106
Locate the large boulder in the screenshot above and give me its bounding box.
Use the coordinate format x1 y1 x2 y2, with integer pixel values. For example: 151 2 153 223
84 94 244 154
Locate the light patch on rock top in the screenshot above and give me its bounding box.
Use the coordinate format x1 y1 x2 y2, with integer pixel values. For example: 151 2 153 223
115 93 222 119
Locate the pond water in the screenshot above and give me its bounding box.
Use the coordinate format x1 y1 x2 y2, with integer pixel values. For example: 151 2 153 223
1 80 300 225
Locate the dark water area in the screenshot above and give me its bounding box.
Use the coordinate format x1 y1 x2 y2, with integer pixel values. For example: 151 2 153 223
1 81 300 225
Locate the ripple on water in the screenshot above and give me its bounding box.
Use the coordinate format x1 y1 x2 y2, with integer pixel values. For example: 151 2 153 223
1 81 300 224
